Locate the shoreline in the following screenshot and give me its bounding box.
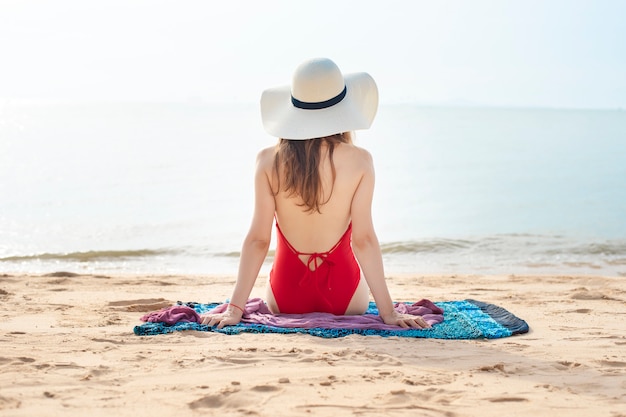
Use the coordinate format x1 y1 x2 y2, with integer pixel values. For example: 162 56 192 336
1 272 624 416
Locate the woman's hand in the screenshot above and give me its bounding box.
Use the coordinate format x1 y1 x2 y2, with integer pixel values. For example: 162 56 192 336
200 309 242 329
381 311 431 329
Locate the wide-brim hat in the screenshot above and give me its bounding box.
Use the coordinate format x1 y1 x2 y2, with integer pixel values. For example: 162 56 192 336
260 58 379 140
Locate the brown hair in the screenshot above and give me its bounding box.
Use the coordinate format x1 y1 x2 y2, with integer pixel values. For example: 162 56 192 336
272 132 352 213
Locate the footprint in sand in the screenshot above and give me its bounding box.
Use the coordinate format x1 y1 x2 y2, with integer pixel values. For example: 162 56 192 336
91 338 127 345
569 288 622 302
477 363 509 374
296 348 403 367
402 373 455 386
251 385 281 393
188 394 224 409
595 360 626 368
189 383 282 410
570 308 592 313
487 397 529 403
553 361 583 371
80 365 111 381
0 395 22 410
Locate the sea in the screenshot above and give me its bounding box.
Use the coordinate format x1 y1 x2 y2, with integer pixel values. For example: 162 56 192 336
1 101 625 277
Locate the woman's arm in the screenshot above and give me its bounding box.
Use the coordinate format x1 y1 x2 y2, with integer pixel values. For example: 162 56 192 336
350 149 429 329
201 148 275 328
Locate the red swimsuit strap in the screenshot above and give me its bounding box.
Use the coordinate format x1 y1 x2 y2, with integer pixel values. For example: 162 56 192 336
275 222 353 291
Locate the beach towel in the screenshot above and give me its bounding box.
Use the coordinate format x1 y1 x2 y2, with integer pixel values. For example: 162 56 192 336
134 298 529 339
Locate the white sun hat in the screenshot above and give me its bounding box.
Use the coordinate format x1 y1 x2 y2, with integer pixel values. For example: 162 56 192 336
260 58 379 140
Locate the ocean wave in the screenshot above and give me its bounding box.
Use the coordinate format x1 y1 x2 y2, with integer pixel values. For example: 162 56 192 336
380 239 473 254
3 237 625 264
0 249 177 263
545 242 626 256
170 236 626 259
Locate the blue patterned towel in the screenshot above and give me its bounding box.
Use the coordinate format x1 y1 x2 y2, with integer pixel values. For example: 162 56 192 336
133 299 529 339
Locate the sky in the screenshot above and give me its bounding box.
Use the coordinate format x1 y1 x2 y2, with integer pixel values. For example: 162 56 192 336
1 0 625 108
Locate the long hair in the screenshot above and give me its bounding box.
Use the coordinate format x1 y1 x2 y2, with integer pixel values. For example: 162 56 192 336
272 132 352 213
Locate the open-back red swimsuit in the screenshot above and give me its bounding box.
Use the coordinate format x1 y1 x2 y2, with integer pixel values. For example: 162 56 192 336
269 222 361 315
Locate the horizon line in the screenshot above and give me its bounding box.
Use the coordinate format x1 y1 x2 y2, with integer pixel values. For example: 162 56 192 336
1 97 624 112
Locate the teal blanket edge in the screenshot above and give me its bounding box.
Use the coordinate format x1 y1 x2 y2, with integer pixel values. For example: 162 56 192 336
133 300 529 339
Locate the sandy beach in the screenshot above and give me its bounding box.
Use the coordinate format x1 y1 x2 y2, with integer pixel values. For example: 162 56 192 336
1 272 624 417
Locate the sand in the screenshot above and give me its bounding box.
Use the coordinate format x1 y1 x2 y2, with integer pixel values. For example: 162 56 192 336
0 272 624 417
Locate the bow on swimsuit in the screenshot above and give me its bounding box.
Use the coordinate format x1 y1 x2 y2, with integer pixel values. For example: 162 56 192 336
269 222 362 315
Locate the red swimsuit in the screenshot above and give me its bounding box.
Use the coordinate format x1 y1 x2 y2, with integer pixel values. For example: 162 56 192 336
269 222 361 315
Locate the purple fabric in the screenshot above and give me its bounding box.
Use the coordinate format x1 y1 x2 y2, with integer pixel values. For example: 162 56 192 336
141 298 444 330
141 305 202 325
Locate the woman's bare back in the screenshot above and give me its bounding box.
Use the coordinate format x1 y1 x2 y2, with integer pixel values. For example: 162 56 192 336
260 141 371 254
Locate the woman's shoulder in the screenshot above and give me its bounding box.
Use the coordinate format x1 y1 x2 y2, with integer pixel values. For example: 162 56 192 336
255 145 276 169
337 143 374 168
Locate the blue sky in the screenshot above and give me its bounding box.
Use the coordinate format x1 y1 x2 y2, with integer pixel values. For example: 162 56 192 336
1 0 625 108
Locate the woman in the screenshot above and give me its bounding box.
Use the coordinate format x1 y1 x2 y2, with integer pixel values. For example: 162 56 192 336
201 58 430 329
